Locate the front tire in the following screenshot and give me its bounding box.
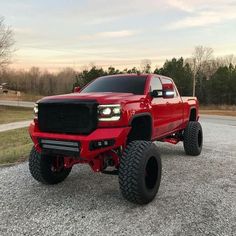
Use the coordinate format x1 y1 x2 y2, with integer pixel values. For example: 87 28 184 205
183 121 203 156
119 141 162 204
29 147 71 184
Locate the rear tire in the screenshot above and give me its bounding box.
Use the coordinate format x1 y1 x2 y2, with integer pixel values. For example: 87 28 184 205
29 147 71 184
119 141 162 204
183 121 203 156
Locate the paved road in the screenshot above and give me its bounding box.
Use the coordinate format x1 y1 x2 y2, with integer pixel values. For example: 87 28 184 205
0 100 34 108
0 100 33 132
0 120 32 132
201 114 236 126
0 116 236 235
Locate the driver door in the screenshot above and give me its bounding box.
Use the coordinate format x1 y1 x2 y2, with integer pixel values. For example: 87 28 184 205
149 76 169 139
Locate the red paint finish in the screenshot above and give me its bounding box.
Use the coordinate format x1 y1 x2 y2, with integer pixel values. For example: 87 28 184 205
29 123 130 160
29 74 199 172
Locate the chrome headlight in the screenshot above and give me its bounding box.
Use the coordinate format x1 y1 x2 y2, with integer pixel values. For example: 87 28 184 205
33 103 38 118
98 104 121 121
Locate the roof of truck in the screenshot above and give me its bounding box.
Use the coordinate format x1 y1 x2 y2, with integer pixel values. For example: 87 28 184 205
100 74 173 82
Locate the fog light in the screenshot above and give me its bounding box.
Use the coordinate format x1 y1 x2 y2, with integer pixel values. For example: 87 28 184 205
89 139 115 150
104 140 108 145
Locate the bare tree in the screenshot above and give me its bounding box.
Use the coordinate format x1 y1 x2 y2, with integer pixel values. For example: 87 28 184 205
222 54 235 66
193 46 213 67
187 46 214 96
0 17 14 69
140 59 152 73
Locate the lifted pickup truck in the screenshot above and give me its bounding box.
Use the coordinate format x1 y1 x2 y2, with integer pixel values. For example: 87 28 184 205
29 74 203 204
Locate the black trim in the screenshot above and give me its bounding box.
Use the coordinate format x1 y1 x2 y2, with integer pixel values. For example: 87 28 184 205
38 99 97 105
129 112 152 125
189 107 197 121
41 139 79 147
89 139 115 150
39 138 80 157
128 113 153 141
38 99 98 135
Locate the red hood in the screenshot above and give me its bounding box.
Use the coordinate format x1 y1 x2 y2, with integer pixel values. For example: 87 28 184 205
40 92 145 105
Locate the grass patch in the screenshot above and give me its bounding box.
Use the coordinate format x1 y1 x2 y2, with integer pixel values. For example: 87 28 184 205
0 105 33 124
200 110 236 116
0 91 42 102
200 105 236 116
0 128 32 164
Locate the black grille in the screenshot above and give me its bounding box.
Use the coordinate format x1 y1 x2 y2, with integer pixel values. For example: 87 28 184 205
38 99 98 134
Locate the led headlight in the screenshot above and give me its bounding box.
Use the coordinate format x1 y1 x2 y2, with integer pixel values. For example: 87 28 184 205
33 103 38 118
98 104 121 121
100 107 112 116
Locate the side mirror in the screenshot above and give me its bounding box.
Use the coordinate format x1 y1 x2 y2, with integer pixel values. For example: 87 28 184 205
150 90 163 98
150 89 175 98
163 90 175 99
162 83 175 99
73 86 81 93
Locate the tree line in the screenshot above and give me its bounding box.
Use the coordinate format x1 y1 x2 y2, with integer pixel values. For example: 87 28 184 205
0 54 235 105
72 54 236 105
0 17 235 105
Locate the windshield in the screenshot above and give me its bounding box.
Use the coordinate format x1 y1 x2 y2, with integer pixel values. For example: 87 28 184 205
80 76 147 95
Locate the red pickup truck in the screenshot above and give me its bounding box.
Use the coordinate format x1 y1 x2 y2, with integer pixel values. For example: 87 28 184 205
29 74 203 204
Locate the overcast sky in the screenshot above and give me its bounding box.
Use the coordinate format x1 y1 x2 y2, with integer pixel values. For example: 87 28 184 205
1 0 236 71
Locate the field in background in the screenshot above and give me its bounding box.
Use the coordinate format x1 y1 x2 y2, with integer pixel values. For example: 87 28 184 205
0 90 42 102
0 105 33 124
200 105 236 116
0 128 32 164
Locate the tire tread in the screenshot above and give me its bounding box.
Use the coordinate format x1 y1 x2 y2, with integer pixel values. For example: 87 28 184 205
119 141 161 204
29 147 71 185
184 121 203 156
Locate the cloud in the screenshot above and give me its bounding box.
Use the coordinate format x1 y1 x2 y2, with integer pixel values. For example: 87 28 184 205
96 30 137 38
2 0 236 71
79 30 138 40
167 0 194 12
14 27 33 34
166 0 236 29
59 0 165 26
167 0 233 12
168 10 236 30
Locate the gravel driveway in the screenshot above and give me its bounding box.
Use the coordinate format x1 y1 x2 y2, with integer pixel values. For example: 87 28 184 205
0 116 235 236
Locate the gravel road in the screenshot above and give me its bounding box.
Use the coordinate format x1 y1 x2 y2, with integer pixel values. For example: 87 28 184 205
0 116 235 236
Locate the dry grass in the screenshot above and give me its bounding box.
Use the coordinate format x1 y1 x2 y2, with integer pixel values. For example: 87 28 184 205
200 110 236 116
200 104 236 111
0 128 32 164
200 105 236 116
0 105 33 124
0 90 42 102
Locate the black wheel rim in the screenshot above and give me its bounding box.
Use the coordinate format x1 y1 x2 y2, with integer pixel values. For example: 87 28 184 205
198 130 203 148
145 156 158 190
51 156 64 172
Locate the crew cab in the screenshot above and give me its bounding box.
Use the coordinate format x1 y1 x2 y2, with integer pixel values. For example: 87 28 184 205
28 74 203 204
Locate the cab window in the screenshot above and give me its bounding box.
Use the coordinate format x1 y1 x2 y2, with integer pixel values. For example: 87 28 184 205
150 77 162 92
161 78 178 97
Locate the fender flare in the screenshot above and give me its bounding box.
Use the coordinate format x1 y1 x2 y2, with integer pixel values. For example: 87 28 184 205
128 113 153 140
189 107 197 121
128 112 153 125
